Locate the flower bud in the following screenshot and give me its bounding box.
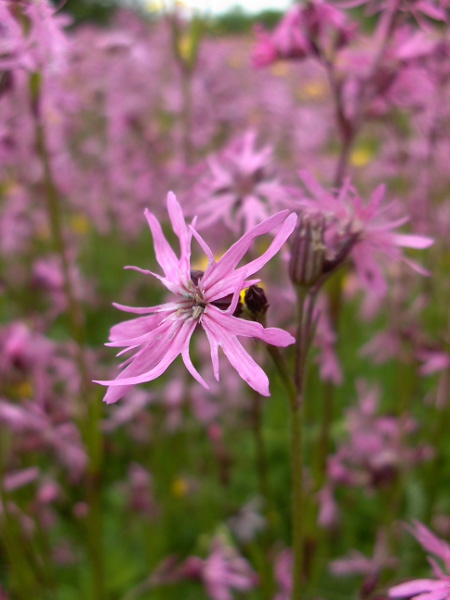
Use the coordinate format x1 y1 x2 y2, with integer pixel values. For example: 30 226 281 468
244 285 269 319
289 213 326 288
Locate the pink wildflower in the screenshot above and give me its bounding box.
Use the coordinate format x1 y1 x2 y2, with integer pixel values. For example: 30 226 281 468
252 0 355 68
389 521 450 599
296 171 433 298
95 192 297 403
192 130 287 234
336 0 448 28
182 538 258 600
274 549 293 600
418 349 450 375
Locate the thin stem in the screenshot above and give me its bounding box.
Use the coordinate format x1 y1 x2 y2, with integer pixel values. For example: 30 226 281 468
267 287 313 600
315 380 334 488
291 288 308 600
266 345 297 402
30 74 105 600
294 290 307 395
166 11 194 164
250 389 271 506
290 397 304 600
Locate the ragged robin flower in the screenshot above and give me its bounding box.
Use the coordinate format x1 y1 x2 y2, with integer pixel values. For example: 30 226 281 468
95 192 297 403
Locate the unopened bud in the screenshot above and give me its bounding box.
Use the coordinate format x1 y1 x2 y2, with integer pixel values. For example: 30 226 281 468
289 213 326 288
244 285 269 318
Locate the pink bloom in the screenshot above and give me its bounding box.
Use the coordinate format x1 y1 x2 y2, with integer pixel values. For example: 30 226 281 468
95 192 297 403
274 549 293 600
326 381 432 491
418 350 450 375
389 522 450 599
296 171 433 298
192 130 287 234
331 533 397 577
3 467 40 492
336 0 448 28
252 7 312 68
0 0 70 74
252 1 355 68
183 538 258 600
314 297 343 384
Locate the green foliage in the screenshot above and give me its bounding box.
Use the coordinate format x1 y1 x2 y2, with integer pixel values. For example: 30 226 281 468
209 7 283 36
55 0 118 25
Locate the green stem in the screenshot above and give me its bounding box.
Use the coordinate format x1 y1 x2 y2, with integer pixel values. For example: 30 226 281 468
268 288 312 600
266 345 297 402
30 74 105 600
290 397 304 600
290 288 308 600
315 379 334 489
250 389 271 506
166 12 194 164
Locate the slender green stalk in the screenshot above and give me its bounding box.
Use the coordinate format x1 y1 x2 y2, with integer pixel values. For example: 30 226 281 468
249 387 275 600
266 345 297 403
166 11 196 165
422 367 450 521
30 74 105 600
268 288 310 600
289 396 304 599
313 382 333 491
250 389 271 505
291 288 308 599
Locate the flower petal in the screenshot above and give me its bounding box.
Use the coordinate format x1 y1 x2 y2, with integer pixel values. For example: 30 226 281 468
182 346 210 390
202 309 270 396
95 317 196 388
167 191 192 281
144 206 180 281
203 211 297 302
389 579 447 598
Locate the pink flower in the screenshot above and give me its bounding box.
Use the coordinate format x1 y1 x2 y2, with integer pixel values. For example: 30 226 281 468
252 1 355 68
192 130 287 234
0 0 70 74
95 192 297 403
296 171 433 298
274 549 293 600
182 538 258 600
389 521 450 599
336 0 448 29
418 350 450 375
252 7 311 68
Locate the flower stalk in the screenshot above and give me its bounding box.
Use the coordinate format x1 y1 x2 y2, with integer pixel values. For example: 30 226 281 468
30 73 105 600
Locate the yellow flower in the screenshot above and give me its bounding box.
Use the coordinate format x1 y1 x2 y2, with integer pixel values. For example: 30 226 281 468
350 146 374 167
14 380 34 399
271 63 289 77
296 80 328 101
69 214 90 236
171 477 189 498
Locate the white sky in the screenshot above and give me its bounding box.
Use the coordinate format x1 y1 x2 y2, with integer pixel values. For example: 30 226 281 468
144 0 292 15
185 0 292 13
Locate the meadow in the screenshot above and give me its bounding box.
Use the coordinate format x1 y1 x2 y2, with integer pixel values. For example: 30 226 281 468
1 1 449 599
